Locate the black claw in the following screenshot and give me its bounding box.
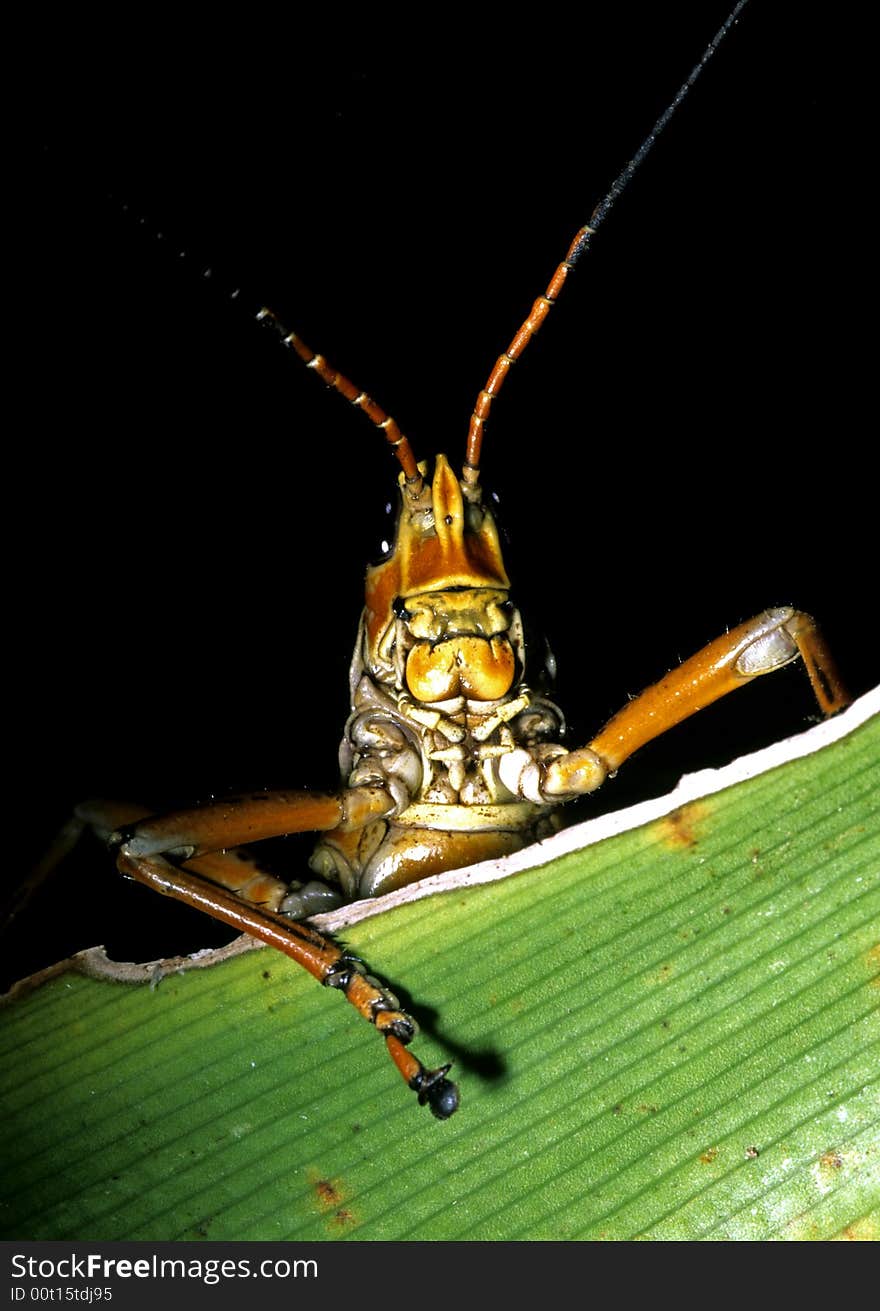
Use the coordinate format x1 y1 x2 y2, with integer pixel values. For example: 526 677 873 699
412 1063 460 1119
423 1076 460 1120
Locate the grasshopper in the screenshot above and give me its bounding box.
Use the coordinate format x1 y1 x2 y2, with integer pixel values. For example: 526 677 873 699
17 3 853 1116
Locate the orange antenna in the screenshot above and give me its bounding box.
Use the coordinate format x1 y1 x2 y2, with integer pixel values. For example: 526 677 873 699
463 0 749 486
257 307 423 492
105 198 424 492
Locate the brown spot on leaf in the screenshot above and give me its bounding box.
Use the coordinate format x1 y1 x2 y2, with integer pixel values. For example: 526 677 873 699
308 1171 345 1211
785 1218 823 1240
700 1147 719 1165
653 800 712 850
867 943 880 985
307 1169 359 1230
833 1217 879 1241
819 1150 844 1171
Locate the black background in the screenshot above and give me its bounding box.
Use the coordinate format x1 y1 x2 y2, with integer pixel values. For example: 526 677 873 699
11 5 872 984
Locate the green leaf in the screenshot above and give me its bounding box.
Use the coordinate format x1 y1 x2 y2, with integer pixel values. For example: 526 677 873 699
2 707 878 1241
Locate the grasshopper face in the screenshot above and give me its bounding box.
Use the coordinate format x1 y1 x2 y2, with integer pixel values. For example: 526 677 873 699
398 589 517 703
363 453 524 703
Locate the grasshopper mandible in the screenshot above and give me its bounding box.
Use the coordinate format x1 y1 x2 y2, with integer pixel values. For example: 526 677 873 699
21 2 851 1116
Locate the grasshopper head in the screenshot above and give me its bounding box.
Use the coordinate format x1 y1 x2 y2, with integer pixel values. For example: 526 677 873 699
363 454 517 701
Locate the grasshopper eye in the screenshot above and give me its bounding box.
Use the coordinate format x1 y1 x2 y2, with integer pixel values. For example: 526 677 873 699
372 502 396 563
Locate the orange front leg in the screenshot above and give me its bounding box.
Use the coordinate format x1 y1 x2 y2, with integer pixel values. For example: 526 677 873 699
16 789 458 1114
50 788 456 1116
115 849 457 1118
541 607 849 797
104 786 458 1118
111 785 394 861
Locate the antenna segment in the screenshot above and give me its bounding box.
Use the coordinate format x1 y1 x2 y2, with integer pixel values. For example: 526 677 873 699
256 308 422 487
462 0 750 485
